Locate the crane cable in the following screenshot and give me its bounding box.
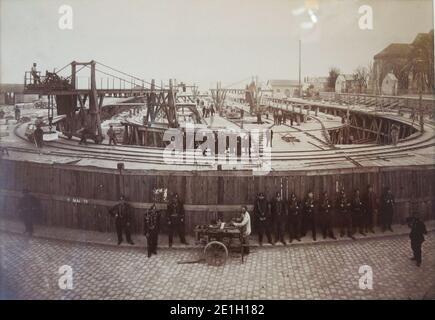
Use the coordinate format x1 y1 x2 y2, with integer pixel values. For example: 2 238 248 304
96 61 160 89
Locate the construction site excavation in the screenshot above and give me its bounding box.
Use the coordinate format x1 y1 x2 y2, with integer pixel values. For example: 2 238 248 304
0 59 433 233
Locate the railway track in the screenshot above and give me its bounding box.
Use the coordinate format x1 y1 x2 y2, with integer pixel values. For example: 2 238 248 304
4 97 434 170
6 116 433 169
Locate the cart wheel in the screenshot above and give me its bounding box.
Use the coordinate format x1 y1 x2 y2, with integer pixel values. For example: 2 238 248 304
204 241 228 266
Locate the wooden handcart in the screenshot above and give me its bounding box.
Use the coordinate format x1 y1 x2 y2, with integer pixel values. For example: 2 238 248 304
194 224 245 266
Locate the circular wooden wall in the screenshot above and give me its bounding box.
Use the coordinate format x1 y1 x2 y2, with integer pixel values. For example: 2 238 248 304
0 159 433 234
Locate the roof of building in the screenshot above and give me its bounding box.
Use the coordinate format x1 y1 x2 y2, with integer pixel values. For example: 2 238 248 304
307 76 328 83
383 73 398 82
412 29 434 45
267 80 300 87
0 83 25 93
374 43 412 60
336 74 355 81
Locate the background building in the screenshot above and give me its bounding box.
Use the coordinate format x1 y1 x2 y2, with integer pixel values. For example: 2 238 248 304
372 29 434 95
305 76 329 93
381 72 399 95
0 84 39 105
266 80 302 98
335 74 357 93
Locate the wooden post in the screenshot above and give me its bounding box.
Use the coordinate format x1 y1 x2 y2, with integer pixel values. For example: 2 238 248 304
89 60 102 139
71 61 77 109
123 125 129 144
135 127 140 146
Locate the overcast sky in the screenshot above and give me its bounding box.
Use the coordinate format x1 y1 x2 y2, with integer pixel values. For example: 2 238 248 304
1 0 433 90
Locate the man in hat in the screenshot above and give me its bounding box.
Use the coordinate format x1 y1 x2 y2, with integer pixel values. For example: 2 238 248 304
363 185 377 234
253 192 272 246
271 192 287 245
109 195 135 245
107 124 118 146
351 189 366 236
288 192 302 242
302 191 317 241
336 188 355 240
380 187 395 232
407 215 427 267
18 189 41 236
318 191 336 240
144 203 161 257
167 193 188 247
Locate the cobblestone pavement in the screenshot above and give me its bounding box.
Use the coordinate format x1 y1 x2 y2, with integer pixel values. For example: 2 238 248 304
0 231 434 300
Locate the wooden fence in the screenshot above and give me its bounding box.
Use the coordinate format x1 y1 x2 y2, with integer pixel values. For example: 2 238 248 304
0 159 433 234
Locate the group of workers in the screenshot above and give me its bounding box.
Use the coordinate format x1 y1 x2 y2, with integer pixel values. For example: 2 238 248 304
107 193 188 258
201 103 216 118
252 186 395 245
16 185 427 266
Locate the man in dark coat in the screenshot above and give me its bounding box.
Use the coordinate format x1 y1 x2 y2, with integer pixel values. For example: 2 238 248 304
14 105 21 121
271 192 287 245
288 192 302 242
253 192 272 246
144 203 161 258
34 125 44 149
109 195 134 245
18 189 41 235
78 127 93 145
107 125 118 146
363 185 377 234
336 188 355 240
351 189 366 236
302 191 317 241
407 216 427 267
167 193 188 247
380 187 395 232
318 191 336 240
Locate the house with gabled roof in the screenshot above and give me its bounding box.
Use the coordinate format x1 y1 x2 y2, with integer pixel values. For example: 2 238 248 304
335 74 357 93
266 80 303 98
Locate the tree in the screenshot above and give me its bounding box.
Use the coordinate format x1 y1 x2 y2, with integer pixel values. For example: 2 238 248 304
353 64 371 93
327 67 340 91
403 30 434 92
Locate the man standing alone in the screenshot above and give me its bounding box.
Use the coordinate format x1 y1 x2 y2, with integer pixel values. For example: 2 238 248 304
407 216 427 267
14 105 21 121
34 125 44 149
107 124 118 146
18 189 41 236
167 193 188 247
31 63 41 84
109 195 135 245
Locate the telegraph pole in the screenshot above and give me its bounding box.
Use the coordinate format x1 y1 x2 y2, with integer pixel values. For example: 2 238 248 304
298 39 302 98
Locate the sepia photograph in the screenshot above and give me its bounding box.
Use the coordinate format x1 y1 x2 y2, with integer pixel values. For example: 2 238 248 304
0 0 434 307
